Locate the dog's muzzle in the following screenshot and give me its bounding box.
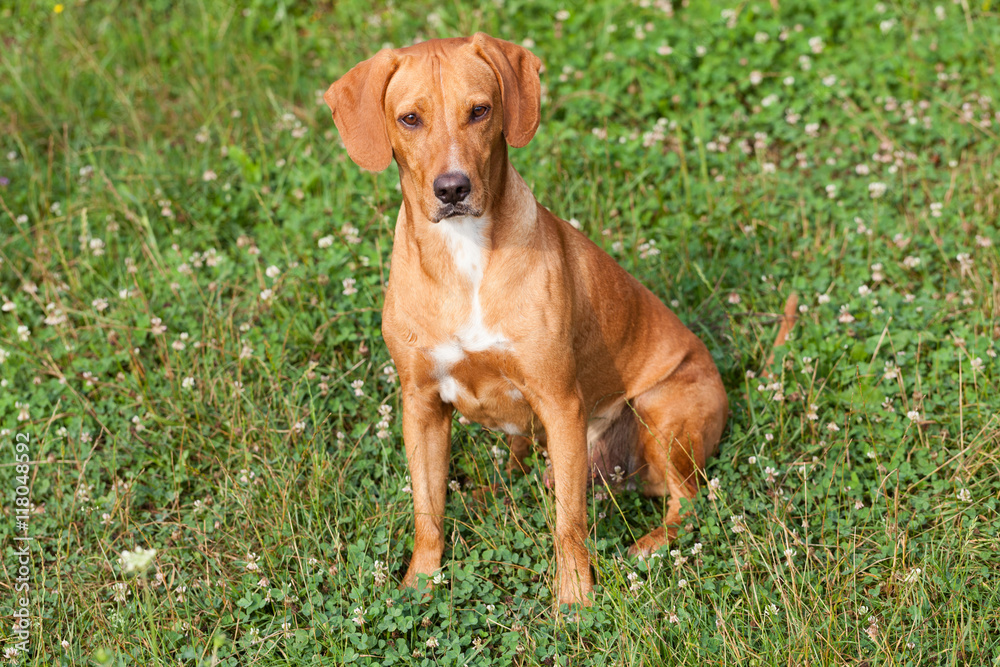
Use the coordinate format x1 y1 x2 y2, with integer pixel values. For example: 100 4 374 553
432 201 482 222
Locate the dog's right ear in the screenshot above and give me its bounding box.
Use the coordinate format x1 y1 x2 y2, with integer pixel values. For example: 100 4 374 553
324 49 399 172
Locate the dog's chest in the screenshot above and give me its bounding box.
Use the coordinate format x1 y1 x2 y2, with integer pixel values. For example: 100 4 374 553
421 217 537 435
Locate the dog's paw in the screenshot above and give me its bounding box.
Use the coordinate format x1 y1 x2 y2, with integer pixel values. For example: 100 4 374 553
627 526 679 559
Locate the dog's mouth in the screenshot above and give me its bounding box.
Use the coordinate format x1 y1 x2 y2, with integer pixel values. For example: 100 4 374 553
431 202 482 222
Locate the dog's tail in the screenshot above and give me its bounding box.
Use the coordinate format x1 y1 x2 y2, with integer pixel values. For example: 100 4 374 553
763 292 798 378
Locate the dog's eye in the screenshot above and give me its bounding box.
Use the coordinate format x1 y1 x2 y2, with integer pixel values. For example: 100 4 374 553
471 105 490 120
399 113 419 127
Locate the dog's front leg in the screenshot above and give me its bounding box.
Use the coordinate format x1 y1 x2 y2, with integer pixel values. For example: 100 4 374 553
532 389 592 607
399 383 453 591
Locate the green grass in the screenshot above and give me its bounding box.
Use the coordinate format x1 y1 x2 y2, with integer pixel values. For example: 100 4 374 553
2 0 999 664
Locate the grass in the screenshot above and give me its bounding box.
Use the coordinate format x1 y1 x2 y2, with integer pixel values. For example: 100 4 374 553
1 0 999 664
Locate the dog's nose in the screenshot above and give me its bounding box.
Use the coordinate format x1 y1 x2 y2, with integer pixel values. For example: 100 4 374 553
433 172 471 205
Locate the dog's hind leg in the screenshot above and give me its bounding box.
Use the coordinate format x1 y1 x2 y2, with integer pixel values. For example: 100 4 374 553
627 366 727 557
506 435 533 475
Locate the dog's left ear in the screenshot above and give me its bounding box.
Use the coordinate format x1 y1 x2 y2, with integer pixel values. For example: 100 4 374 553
324 49 399 172
471 33 542 148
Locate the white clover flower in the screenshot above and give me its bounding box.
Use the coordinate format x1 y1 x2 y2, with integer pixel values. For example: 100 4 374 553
182 377 195 390
957 488 971 502
112 582 131 602
260 288 273 301
906 410 920 421
266 265 280 279
202 170 218 182
245 552 260 571
119 546 157 573
868 182 887 198
373 560 389 586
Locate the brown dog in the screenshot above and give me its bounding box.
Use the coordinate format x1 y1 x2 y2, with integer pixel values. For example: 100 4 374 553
324 33 728 607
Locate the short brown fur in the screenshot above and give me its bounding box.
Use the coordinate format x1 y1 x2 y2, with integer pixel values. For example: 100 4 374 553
325 33 728 607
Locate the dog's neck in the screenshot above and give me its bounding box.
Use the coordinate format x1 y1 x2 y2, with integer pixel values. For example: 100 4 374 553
393 161 537 285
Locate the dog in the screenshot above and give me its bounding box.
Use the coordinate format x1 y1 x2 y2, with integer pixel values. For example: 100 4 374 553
324 33 728 607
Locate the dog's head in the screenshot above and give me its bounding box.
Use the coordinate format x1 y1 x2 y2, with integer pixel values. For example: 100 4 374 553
324 33 541 222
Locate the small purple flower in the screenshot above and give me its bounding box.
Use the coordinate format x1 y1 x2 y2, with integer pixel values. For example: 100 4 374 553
0 176 9 187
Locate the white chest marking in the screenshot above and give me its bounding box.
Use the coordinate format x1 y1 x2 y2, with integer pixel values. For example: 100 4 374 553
431 216 510 403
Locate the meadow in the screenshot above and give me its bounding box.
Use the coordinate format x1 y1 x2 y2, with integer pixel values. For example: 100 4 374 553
1 0 999 664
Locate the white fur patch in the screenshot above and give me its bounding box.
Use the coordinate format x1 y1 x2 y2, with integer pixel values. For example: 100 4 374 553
435 215 509 353
438 376 461 404
431 215 509 404
507 388 523 400
501 423 522 436
436 216 486 284
430 340 464 369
